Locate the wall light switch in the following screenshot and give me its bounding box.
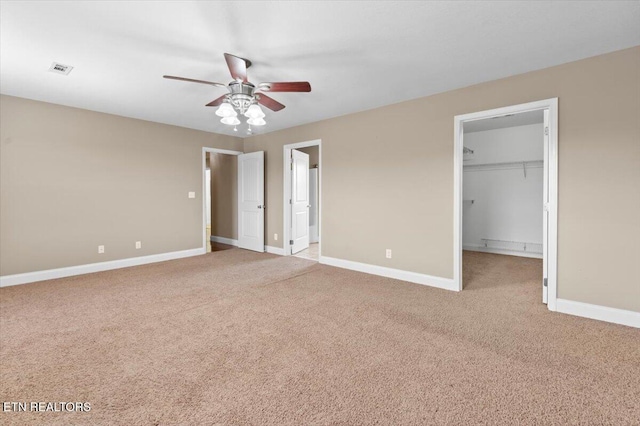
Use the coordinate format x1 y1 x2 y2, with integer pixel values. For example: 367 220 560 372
274 233 278 241
135 241 142 249
98 245 105 254
386 249 392 259
188 192 196 199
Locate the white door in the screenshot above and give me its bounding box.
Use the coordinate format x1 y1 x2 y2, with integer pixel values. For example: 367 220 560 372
237 151 264 252
542 109 549 304
290 150 310 254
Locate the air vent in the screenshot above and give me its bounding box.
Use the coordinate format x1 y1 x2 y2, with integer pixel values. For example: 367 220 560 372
48 62 73 75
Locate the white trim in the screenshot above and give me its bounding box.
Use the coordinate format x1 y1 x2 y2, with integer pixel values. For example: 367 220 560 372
319 256 457 292
283 139 322 258
265 245 285 256
547 100 559 312
283 139 322 150
454 98 559 311
0 248 205 287
203 147 245 156
202 147 243 254
556 299 640 329
210 236 238 246
463 245 543 259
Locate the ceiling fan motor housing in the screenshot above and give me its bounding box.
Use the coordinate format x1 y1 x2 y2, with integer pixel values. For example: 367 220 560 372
227 81 257 114
229 81 255 96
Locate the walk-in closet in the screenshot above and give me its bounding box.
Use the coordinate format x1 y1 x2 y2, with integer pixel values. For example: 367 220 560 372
462 110 546 288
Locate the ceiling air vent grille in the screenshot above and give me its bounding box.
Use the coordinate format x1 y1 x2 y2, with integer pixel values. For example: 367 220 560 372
48 62 73 75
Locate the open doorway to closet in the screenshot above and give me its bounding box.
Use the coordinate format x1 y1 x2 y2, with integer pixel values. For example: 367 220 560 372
283 139 321 261
202 148 243 253
454 99 558 310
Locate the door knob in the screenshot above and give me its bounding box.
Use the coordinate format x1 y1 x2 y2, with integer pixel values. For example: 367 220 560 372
258 205 262 209
307 205 311 208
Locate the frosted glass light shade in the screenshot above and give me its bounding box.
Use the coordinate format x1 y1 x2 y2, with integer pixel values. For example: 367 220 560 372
244 104 265 119
247 117 266 126
221 116 241 125
215 102 237 117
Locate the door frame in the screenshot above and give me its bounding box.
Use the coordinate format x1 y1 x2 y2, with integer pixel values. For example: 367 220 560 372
283 139 322 257
201 147 243 251
453 98 559 311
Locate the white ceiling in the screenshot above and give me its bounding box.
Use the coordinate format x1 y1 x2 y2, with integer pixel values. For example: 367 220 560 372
1 1 639 137
464 110 544 133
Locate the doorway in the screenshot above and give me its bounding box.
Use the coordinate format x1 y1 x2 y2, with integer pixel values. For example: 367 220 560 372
283 139 322 261
201 147 243 253
454 99 558 310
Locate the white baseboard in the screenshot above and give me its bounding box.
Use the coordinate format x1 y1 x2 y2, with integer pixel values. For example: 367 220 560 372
463 244 542 259
555 298 640 328
210 236 238 246
0 248 205 288
319 256 457 292
265 245 285 256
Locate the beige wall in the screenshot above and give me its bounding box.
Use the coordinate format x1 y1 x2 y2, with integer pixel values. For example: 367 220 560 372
297 146 319 168
0 95 243 276
209 152 237 240
2 47 638 312
244 46 640 312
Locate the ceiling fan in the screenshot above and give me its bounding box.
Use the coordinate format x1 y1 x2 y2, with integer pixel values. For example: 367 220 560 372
164 53 311 131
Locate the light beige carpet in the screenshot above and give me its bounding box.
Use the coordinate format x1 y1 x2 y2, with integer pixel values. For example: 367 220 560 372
1 250 638 425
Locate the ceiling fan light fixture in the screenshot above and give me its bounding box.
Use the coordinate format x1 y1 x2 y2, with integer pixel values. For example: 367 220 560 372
247 117 266 126
244 104 265 119
215 102 237 118
221 116 241 126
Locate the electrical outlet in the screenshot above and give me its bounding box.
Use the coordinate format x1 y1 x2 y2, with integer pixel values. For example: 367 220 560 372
135 241 142 249
385 249 392 259
188 191 196 199
98 245 105 254
274 233 278 241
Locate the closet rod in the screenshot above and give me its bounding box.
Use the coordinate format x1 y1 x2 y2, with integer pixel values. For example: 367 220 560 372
463 160 543 174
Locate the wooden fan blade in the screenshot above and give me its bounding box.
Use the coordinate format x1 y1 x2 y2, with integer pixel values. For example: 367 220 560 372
163 75 226 88
258 82 311 92
224 53 249 82
257 93 285 111
205 95 227 107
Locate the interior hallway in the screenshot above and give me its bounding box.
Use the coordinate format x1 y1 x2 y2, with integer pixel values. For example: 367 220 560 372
293 243 319 261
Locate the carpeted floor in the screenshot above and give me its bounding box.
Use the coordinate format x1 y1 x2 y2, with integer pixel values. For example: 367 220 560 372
1 250 638 425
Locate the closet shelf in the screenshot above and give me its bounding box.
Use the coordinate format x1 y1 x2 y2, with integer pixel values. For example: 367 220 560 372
481 238 543 254
463 160 543 172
